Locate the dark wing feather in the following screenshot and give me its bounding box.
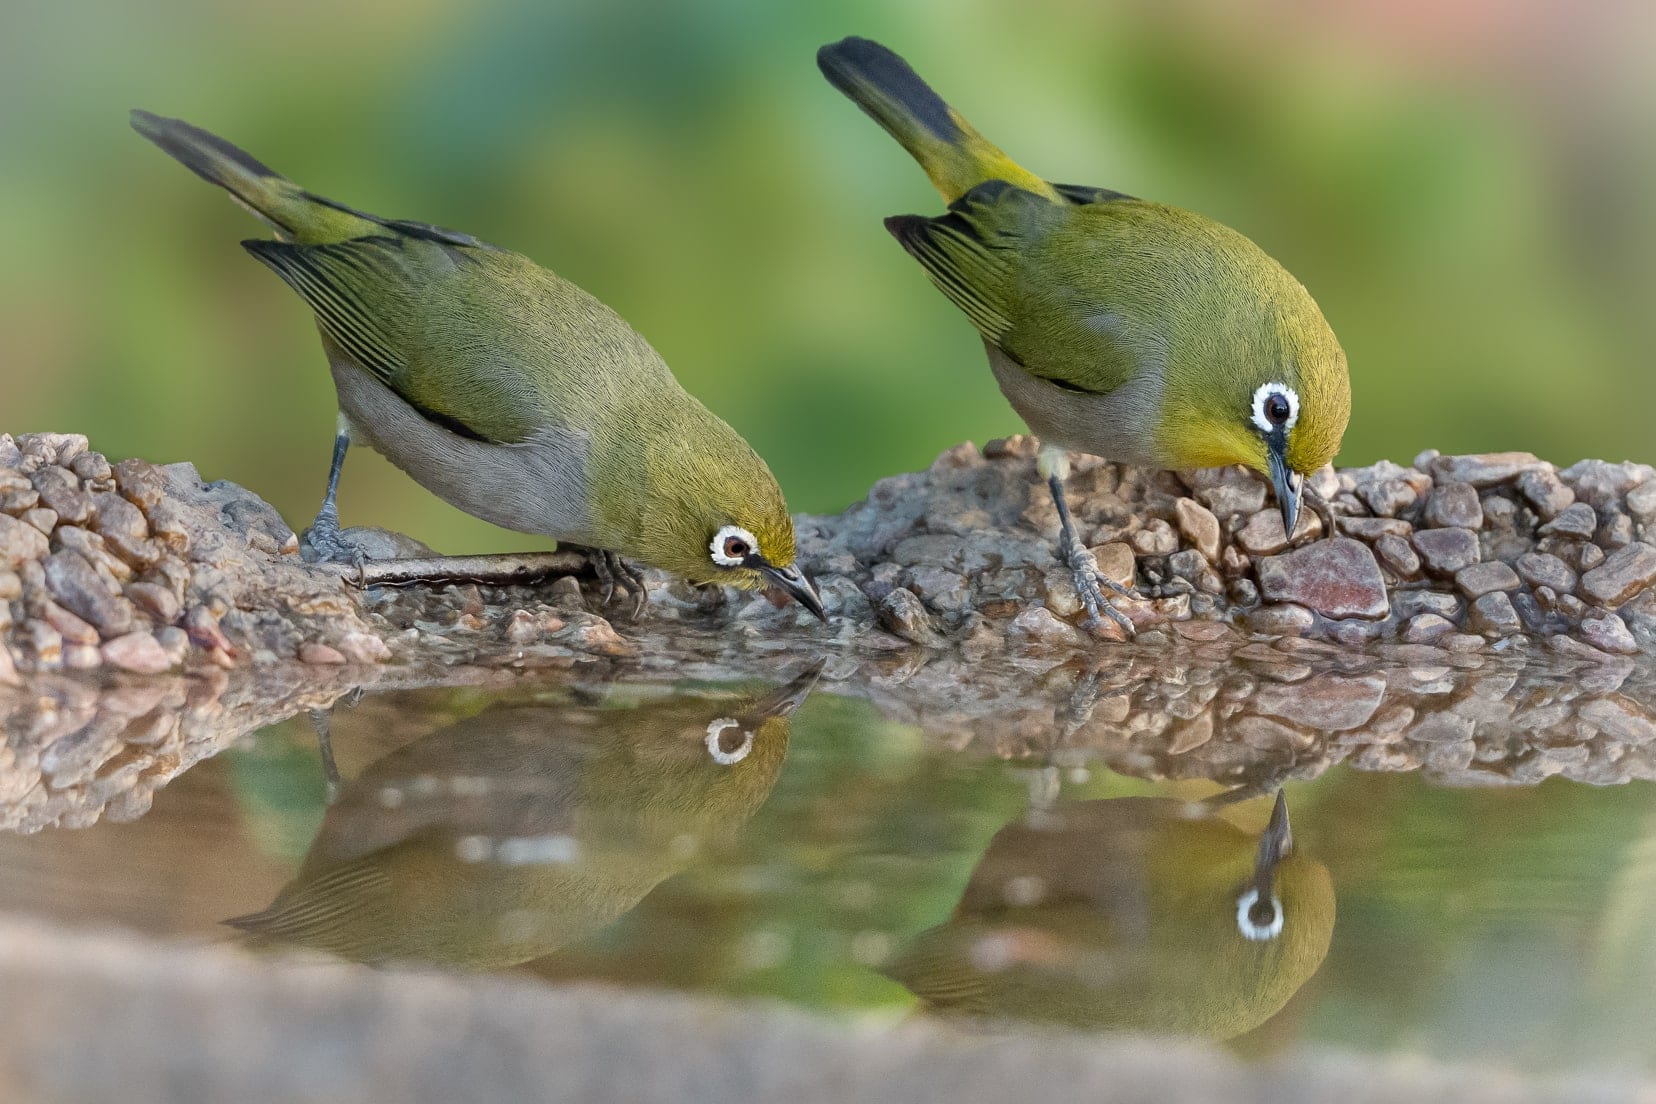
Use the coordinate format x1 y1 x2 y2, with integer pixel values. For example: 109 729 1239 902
1050 182 1136 206
243 237 407 386
883 179 1059 348
243 235 517 443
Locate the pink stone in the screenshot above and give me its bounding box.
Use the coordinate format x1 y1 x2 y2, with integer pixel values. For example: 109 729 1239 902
101 631 174 674
1255 537 1389 620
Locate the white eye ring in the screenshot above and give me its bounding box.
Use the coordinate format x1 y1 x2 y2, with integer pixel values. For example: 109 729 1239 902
1236 887 1285 942
1251 382 1300 435
705 718 754 765
710 524 759 568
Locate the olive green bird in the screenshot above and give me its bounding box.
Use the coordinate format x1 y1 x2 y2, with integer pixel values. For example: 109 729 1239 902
227 668 818 969
818 38 1351 632
885 791 1335 1039
130 110 823 618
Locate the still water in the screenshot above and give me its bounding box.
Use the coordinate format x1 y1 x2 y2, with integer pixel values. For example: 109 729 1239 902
2 644 1654 1078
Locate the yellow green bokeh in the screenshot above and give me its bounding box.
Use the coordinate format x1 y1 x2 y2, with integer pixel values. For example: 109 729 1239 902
3 0 1652 552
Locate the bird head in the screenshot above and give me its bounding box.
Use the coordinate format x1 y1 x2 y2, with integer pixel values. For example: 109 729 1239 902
1159 269 1350 536
629 421 825 621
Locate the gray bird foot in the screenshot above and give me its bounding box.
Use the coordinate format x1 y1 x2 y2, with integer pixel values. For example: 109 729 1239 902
300 518 372 583
1061 531 1136 637
576 547 649 620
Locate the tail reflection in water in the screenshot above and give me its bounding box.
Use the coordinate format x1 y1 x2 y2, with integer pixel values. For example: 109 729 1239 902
227 666 821 969
886 791 1335 1039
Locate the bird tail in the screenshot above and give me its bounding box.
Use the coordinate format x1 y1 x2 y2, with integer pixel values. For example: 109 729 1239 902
817 37 1057 204
130 110 380 244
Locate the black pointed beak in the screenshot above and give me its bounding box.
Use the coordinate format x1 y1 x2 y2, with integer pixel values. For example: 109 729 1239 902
1267 439 1304 538
1253 790 1294 895
759 562 827 622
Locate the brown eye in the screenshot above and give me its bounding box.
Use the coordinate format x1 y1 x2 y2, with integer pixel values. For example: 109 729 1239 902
1264 394 1291 425
710 524 761 568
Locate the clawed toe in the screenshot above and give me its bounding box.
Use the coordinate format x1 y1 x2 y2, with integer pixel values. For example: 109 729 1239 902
573 547 650 620
301 524 375 586
1059 537 1135 638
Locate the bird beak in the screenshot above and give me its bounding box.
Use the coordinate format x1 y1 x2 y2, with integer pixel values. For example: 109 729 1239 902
1252 790 1294 895
759 562 828 622
749 661 825 720
1267 439 1304 539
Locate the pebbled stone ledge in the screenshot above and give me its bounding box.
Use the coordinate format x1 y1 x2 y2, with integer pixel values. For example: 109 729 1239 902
774 436 1656 657
0 431 1653 676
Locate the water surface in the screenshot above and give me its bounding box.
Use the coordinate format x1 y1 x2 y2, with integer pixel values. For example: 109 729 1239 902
2 644 1653 1078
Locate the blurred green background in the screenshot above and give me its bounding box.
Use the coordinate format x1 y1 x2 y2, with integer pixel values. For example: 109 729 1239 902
3 0 1653 552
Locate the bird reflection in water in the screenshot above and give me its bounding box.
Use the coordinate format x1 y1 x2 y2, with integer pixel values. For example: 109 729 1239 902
885 791 1335 1039
227 665 820 969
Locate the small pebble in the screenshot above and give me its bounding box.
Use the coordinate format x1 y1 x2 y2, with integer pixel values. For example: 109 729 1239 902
1517 469 1575 520
1423 482 1483 529
29 466 91 525
1412 527 1480 577
1539 502 1597 540
1455 561 1520 598
101 631 173 674
1174 498 1221 562
1516 552 1577 595
1244 603 1315 637
1092 542 1136 590
1130 519 1178 556
1403 614 1455 643
1580 542 1656 607
877 587 945 647
1579 614 1637 655
1374 533 1420 579
1469 592 1522 636
1008 606 1087 647
0 514 49 569
1431 452 1543 487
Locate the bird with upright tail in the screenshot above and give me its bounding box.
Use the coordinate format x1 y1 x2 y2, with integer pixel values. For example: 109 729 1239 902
130 111 824 620
818 37 1351 634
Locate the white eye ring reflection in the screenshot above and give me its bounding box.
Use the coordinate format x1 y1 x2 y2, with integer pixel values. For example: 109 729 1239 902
705 718 754 765
1236 887 1285 942
710 524 760 568
1250 381 1301 435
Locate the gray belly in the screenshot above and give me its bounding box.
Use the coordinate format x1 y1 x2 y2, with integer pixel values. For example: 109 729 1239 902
329 358 597 543
985 343 1166 467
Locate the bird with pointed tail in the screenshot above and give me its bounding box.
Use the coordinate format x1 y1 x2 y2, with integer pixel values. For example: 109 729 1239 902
886 791 1334 1038
228 667 819 969
130 111 824 620
818 38 1350 633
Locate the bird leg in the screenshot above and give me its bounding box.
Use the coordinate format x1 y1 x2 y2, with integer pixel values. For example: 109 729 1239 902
308 707 342 805
1040 447 1135 636
299 419 372 581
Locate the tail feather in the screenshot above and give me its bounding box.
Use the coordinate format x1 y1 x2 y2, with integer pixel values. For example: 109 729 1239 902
131 109 300 235
131 109 381 244
817 37 1055 203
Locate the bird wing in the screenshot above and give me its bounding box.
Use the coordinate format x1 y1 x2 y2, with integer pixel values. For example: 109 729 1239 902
244 232 550 445
887 181 1147 398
